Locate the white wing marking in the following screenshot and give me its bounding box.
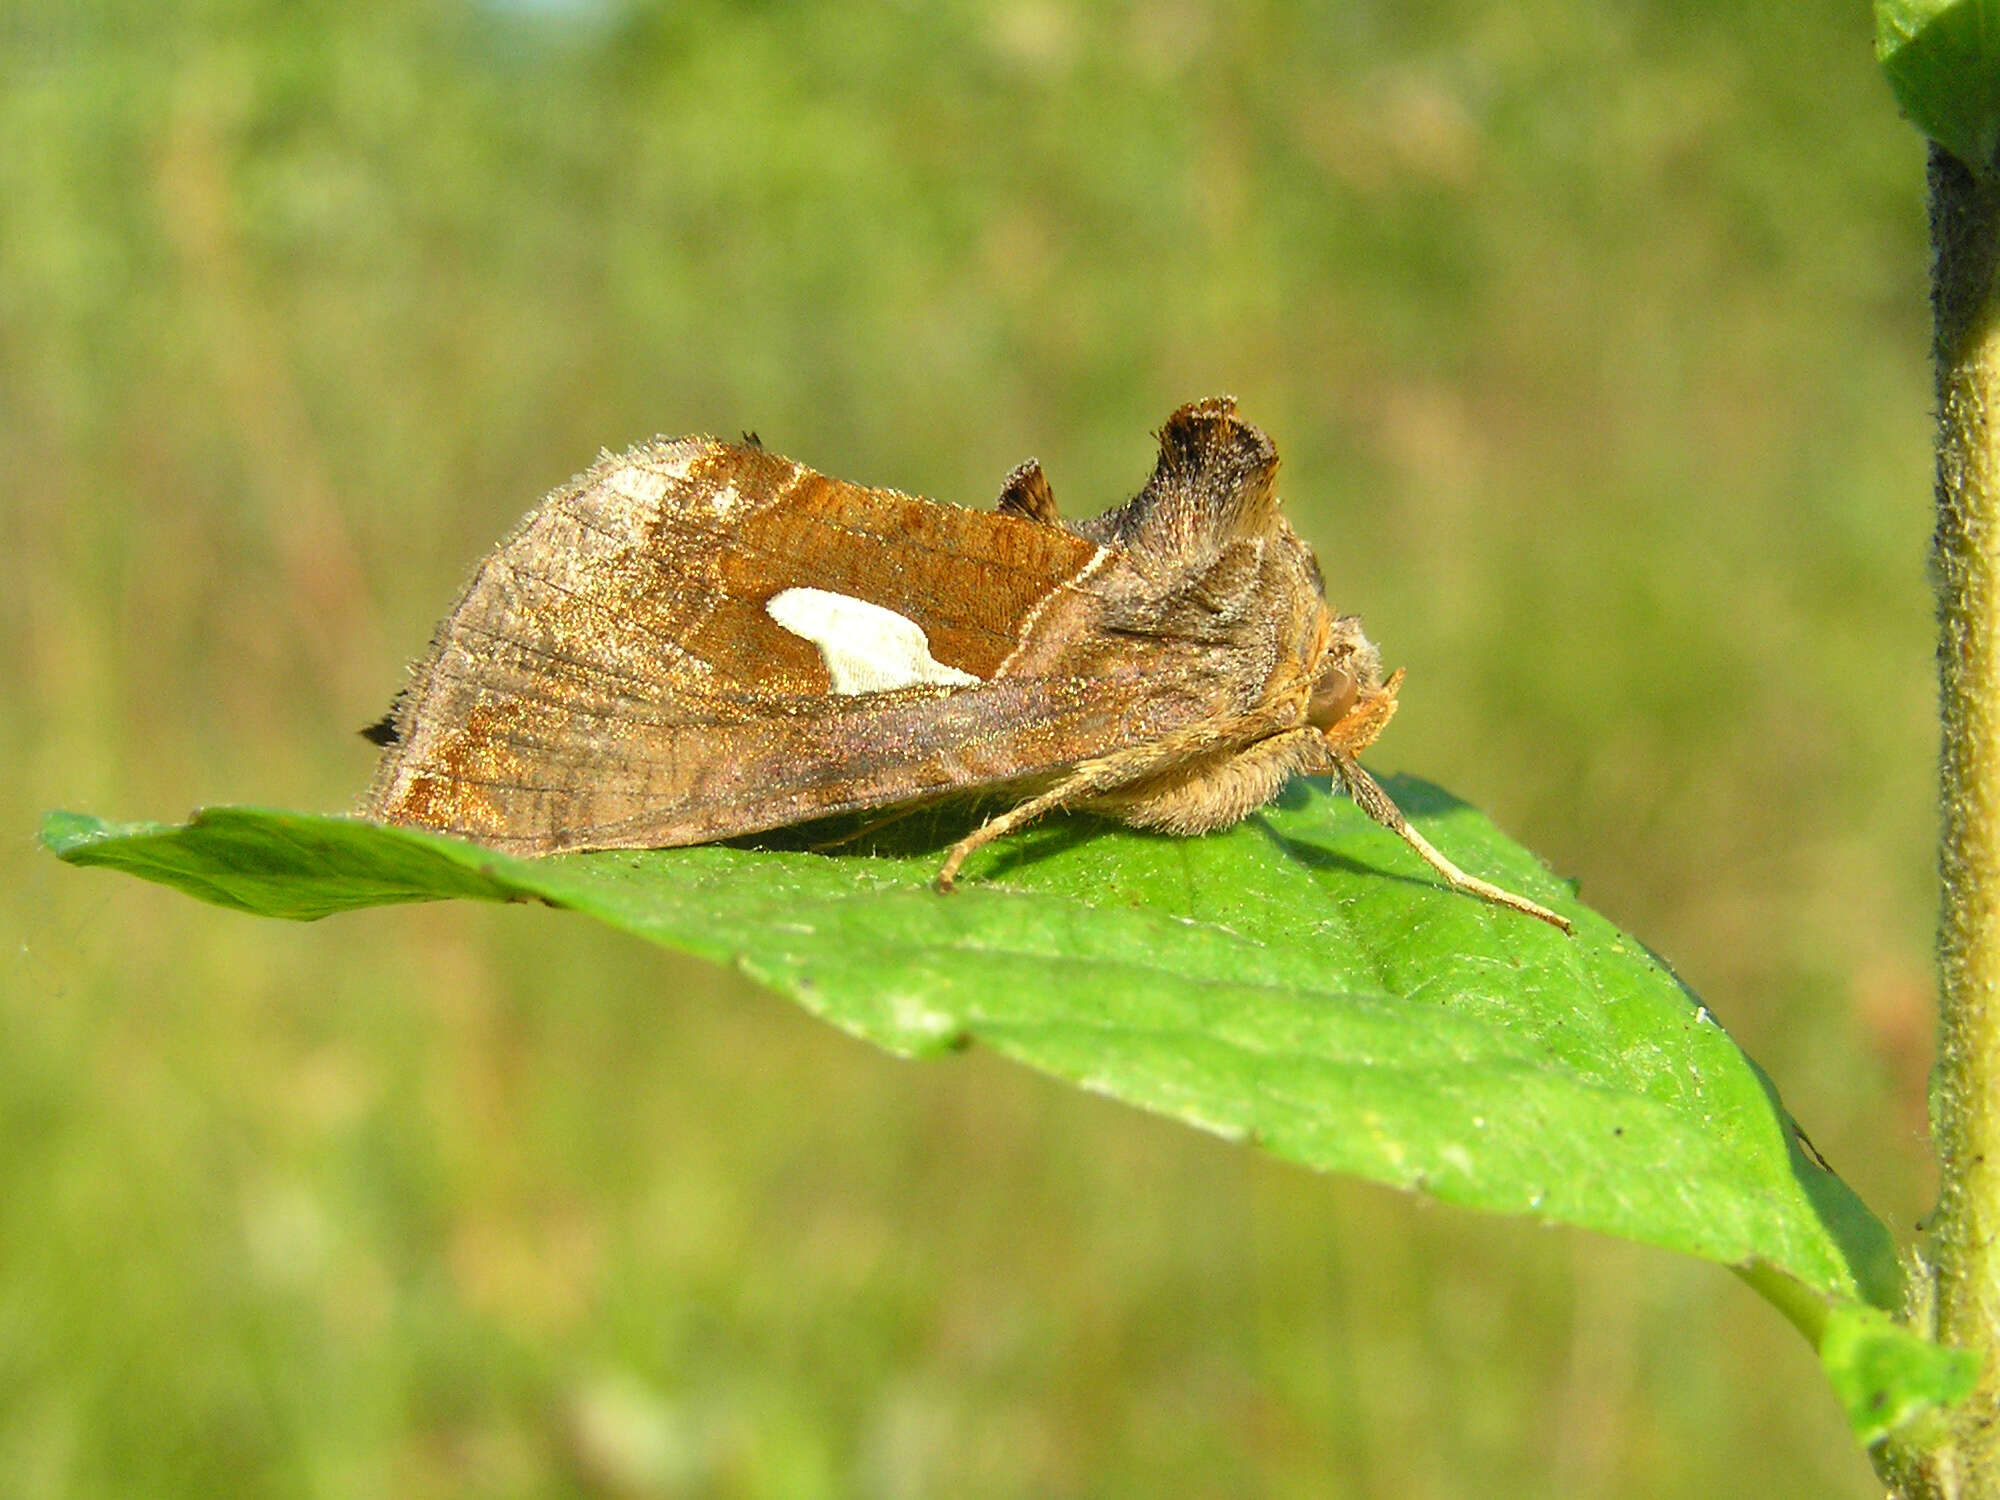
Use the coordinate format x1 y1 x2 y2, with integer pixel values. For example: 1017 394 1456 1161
765 587 983 695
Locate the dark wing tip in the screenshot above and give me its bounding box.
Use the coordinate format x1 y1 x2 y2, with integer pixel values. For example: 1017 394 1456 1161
995 458 1061 525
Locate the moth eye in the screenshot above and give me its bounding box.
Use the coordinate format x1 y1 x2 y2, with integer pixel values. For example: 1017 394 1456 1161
1309 664 1359 728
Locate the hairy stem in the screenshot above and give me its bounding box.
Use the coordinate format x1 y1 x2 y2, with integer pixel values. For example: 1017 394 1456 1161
1891 143 2000 1499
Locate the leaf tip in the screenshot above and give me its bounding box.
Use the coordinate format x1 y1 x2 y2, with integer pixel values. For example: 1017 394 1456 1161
39 809 117 857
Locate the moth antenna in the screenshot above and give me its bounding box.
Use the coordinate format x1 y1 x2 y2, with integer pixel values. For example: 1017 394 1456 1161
1331 753 1574 934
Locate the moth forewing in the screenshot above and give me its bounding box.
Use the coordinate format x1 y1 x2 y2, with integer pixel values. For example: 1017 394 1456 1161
362 396 1571 932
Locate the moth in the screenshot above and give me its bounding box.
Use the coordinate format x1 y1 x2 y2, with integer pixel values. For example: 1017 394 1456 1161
360 397 1570 931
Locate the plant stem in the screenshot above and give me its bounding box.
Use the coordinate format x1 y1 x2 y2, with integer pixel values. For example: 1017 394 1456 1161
1894 143 2000 1498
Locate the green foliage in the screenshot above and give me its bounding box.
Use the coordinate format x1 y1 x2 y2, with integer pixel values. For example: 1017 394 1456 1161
4 0 1942 1492
1877 0 2000 171
51 780 1949 1443
1820 1303 1980 1448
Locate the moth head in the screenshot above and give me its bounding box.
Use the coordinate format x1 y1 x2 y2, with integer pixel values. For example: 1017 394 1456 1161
1308 615 1401 756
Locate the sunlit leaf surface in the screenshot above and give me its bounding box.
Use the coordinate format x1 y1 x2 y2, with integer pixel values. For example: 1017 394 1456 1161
45 776 1900 1322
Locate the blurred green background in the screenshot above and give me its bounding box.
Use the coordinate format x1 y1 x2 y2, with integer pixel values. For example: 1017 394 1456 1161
2 0 1938 1495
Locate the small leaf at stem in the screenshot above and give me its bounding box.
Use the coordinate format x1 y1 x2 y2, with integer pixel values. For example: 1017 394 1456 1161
1823 1303 1981 1448
1877 0 2000 172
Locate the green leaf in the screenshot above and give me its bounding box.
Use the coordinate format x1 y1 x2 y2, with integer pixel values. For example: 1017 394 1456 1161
1877 0 2000 172
45 780 1898 1300
49 778 1965 1440
1821 1303 1981 1448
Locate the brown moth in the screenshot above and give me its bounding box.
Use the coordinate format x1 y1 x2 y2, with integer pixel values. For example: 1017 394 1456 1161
360 397 1571 931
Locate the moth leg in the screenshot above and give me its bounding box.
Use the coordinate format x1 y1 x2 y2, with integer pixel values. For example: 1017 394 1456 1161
936 758 1132 891
936 702 1305 891
1330 752 1574 934
807 793 956 851
1089 725 1330 834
